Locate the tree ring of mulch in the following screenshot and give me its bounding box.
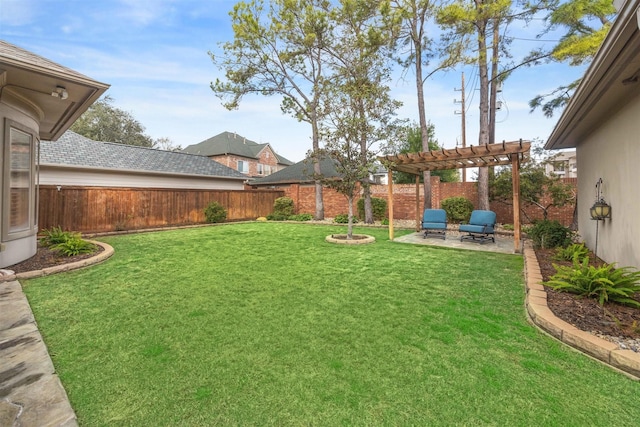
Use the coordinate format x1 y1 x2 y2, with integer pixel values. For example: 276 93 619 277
325 234 375 245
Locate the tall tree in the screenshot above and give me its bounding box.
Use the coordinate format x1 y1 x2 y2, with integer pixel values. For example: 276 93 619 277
211 0 333 220
319 0 403 226
438 0 542 209
528 0 616 116
70 96 154 147
319 0 401 224
389 0 461 210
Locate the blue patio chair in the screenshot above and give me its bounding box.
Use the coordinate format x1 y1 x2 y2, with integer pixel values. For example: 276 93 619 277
422 209 447 240
459 210 496 244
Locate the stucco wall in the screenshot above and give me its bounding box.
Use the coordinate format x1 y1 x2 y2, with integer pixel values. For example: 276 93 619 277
577 95 640 269
39 167 245 190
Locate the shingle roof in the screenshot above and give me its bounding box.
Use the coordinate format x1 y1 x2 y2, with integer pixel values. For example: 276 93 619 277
0 40 101 83
249 157 340 186
41 131 247 180
182 131 294 166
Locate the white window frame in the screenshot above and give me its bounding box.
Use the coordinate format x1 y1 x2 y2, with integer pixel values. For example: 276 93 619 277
3 119 37 241
237 160 249 174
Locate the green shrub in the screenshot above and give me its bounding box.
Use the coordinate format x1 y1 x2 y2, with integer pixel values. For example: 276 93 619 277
51 237 98 256
204 201 227 223
381 218 389 225
266 213 288 221
554 243 589 262
334 214 358 224
441 197 474 223
273 197 295 217
501 224 514 231
357 197 387 221
40 226 76 247
527 219 572 249
547 257 640 307
288 213 313 221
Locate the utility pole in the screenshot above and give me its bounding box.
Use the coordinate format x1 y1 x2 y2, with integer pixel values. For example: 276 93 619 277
454 72 467 182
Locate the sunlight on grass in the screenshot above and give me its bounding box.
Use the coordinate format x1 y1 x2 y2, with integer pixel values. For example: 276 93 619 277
23 223 640 425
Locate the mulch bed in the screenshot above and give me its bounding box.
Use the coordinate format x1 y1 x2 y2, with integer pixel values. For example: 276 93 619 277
7 243 104 274
535 248 640 339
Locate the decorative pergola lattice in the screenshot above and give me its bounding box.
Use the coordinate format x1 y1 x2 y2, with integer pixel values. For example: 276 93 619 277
378 140 531 253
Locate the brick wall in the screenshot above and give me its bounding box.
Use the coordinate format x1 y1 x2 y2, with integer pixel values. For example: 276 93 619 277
280 177 577 226
210 148 283 178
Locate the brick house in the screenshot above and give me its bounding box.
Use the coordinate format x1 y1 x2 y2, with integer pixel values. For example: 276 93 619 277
182 131 293 178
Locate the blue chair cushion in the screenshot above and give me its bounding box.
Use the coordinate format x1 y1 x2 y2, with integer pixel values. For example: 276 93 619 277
422 209 447 228
423 222 447 229
459 224 494 233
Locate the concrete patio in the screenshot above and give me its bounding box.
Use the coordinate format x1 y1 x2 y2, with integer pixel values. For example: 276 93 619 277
393 230 520 255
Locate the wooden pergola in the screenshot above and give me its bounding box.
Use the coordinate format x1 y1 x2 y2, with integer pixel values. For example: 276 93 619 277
378 140 531 253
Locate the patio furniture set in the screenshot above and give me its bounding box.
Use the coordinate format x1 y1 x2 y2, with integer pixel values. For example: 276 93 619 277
421 209 497 244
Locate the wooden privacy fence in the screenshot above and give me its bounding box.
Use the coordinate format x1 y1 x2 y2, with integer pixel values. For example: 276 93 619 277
38 186 285 233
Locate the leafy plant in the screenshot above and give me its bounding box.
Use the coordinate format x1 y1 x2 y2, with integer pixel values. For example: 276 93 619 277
441 197 474 223
334 214 357 224
273 197 295 217
547 257 640 307
357 197 387 221
554 243 589 261
381 218 389 225
266 213 288 221
527 219 572 249
51 237 98 256
40 226 75 247
204 201 227 223
288 213 313 221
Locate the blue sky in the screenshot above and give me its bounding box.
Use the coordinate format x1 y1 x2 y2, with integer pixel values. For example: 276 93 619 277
0 0 585 162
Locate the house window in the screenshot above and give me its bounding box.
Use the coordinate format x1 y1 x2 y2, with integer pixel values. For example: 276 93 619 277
4 120 35 239
237 160 249 174
257 163 264 175
552 161 566 172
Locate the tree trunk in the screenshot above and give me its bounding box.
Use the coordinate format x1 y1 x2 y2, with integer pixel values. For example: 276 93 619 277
414 21 432 210
311 118 324 220
476 8 490 210
363 184 373 223
347 195 354 239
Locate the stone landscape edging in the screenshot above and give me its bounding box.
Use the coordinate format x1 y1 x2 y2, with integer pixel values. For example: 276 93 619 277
1 240 114 282
523 241 640 380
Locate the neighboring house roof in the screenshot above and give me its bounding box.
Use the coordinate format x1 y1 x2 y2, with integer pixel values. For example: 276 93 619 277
0 40 109 140
249 157 340 186
41 131 247 180
545 0 640 150
182 131 294 166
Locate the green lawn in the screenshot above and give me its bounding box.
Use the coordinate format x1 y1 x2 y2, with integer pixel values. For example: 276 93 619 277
23 223 640 426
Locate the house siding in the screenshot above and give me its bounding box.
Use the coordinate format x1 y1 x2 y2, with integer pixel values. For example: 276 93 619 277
39 167 245 190
577 94 640 269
